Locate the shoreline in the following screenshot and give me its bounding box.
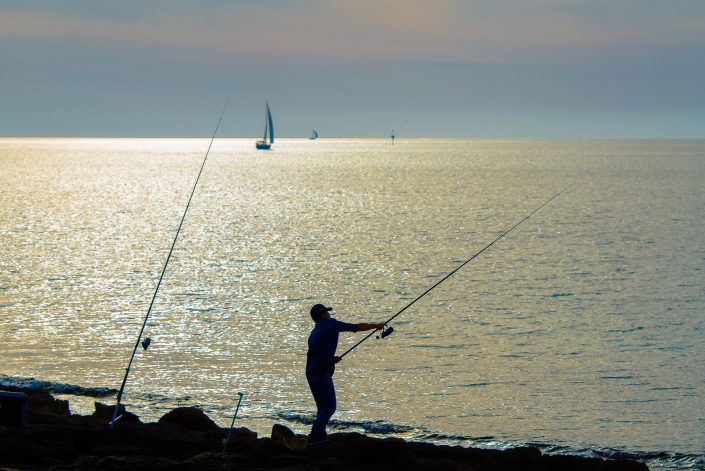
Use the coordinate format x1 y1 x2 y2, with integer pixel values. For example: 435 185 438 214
0 386 649 470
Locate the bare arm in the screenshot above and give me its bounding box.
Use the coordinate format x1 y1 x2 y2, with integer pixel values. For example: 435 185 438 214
356 322 385 332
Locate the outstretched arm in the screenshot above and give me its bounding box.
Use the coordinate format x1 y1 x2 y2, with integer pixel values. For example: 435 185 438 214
333 322 386 363
356 322 385 332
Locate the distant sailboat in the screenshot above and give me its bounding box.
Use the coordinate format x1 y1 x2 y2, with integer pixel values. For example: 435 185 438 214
256 103 274 150
310 129 319 140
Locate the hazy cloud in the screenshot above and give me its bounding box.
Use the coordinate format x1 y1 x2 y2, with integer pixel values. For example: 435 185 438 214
1 0 703 64
1 1 703 137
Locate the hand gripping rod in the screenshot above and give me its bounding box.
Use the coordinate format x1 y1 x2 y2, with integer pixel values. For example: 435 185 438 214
339 183 573 359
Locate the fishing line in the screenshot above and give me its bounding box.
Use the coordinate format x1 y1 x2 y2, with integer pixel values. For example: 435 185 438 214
339 183 574 359
110 99 229 427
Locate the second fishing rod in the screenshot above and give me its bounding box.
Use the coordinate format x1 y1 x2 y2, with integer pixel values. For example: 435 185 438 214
110 99 229 427
339 184 573 359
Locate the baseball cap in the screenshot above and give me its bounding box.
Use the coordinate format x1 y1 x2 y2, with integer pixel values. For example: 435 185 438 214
310 303 333 321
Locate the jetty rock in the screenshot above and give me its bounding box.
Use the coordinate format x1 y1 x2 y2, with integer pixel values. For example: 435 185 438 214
158 406 221 432
0 387 648 470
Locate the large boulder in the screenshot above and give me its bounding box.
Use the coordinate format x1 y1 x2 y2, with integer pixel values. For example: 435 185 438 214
270 423 306 451
157 407 220 432
24 389 69 423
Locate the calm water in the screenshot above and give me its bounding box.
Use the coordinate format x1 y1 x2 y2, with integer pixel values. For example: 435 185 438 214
1 138 703 470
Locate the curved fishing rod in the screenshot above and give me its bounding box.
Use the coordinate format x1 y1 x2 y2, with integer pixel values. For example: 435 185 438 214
110 99 229 427
339 184 573 359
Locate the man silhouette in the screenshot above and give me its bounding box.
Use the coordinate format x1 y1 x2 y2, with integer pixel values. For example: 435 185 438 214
305 303 384 444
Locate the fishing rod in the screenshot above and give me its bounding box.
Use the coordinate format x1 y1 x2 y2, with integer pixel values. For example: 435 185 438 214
339 184 573 359
110 99 229 428
222 392 244 452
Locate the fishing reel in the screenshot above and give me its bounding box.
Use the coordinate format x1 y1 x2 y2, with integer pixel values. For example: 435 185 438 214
376 326 394 339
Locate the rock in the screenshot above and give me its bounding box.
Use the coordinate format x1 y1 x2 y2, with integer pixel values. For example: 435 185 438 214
271 423 307 451
22 388 70 423
62 454 179 470
183 451 244 468
321 434 415 468
242 437 293 462
225 426 258 442
157 407 220 432
0 387 652 471
221 426 259 455
92 401 141 425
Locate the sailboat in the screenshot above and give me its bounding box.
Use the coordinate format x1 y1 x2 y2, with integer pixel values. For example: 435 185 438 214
310 129 319 140
256 103 274 150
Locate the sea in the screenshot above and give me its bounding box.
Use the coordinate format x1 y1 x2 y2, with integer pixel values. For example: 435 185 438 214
1 138 703 470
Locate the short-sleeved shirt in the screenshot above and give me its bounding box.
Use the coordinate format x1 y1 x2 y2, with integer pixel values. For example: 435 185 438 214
306 317 358 376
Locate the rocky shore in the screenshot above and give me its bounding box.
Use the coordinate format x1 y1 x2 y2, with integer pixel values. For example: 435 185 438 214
0 387 649 470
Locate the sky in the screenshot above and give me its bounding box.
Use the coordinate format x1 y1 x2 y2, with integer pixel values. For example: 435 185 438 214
1 0 704 138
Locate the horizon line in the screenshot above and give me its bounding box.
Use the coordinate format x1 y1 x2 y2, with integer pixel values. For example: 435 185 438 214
2 136 704 141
